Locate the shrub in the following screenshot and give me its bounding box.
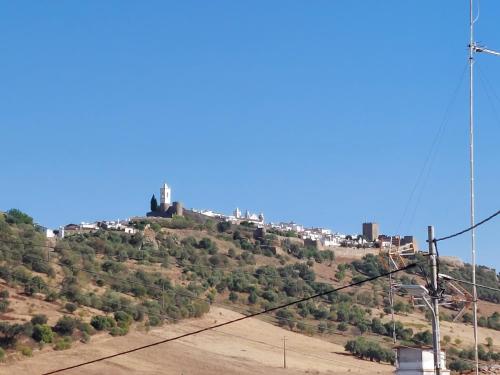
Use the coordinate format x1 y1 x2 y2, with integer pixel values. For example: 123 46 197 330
32 324 54 343
0 347 5 361
53 337 72 351
413 330 433 346
54 316 77 336
248 291 258 304
24 276 47 296
337 322 348 332
114 311 132 328
109 326 129 336
90 315 116 331
6 209 33 225
345 337 394 364
31 314 48 325
65 303 77 313
0 300 9 313
217 221 231 233
485 337 493 348
0 322 25 347
229 291 238 303
19 345 32 357
148 315 161 327
449 359 473 372
77 322 94 335
45 291 58 302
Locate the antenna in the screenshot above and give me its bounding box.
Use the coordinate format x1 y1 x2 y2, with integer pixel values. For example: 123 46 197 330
467 1 500 373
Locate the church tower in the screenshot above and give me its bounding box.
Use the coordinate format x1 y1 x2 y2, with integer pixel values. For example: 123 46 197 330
160 182 171 212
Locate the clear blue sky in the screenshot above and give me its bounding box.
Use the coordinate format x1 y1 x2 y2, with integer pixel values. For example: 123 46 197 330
1 1 499 269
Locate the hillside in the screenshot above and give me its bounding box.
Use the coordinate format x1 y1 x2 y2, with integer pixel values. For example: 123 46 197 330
2 306 392 375
0 209 498 374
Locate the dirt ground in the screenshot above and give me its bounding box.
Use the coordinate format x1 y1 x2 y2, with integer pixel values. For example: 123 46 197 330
2 307 393 375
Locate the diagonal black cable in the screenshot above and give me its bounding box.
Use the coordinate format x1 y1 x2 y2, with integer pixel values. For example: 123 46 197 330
42 263 418 374
433 209 499 242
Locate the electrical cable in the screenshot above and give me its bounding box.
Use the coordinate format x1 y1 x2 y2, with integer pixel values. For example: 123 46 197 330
440 275 500 293
41 264 417 374
433 209 500 242
396 63 468 234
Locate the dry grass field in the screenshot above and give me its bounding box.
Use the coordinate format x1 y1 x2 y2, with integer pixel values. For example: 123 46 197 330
1 306 393 375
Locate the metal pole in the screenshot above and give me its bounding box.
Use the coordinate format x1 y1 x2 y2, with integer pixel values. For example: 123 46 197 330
388 237 397 344
283 336 287 369
162 283 165 310
428 226 441 375
469 1 479 373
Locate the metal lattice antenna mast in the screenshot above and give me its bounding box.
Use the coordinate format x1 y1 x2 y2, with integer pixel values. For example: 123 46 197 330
468 1 479 373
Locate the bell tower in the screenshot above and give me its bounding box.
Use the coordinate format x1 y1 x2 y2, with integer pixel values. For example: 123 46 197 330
160 182 171 211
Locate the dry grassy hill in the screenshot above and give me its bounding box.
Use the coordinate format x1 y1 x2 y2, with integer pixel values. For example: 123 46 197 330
0 209 498 374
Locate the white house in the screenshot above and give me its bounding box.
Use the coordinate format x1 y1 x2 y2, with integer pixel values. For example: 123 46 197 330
395 347 449 375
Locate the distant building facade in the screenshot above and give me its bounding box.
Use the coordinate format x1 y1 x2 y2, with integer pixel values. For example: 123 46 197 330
395 347 449 375
362 222 379 242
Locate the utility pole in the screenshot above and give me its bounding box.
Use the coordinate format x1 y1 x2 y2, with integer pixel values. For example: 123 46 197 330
161 283 165 310
428 226 441 375
388 237 397 344
283 336 287 369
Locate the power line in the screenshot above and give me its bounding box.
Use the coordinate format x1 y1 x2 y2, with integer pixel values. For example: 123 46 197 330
41 263 417 374
433 209 500 242
396 63 468 234
439 274 500 293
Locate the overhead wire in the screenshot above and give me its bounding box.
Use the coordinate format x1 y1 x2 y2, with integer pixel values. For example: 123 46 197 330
433 209 499 242
396 63 468 234
405 63 469 233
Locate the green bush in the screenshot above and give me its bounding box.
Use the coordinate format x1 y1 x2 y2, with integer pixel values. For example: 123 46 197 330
53 337 72 351
31 314 48 325
65 303 77 313
448 359 473 372
217 221 231 233
6 209 33 225
148 315 161 327
32 324 54 343
54 316 77 336
114 311 132 328
90 315 116 331
109 326 129 336
229 291 238 303
0 300 9 313
19 345 32 357
345 337 395 364
77 322 95 335
337 322 348 332
0 347 5 361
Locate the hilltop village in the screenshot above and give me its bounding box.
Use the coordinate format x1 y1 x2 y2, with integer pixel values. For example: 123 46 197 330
45 181 418 252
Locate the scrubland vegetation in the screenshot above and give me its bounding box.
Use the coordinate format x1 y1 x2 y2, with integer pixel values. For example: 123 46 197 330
0 209 498 372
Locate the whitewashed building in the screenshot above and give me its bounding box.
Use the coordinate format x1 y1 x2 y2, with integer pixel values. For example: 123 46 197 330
395 347 449 375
